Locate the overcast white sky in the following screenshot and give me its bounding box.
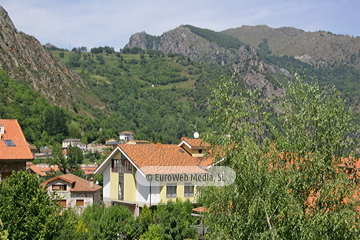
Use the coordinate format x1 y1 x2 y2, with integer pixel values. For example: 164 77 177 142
1 0 359 51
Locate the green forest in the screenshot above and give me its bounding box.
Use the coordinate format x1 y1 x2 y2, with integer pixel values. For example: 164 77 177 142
0 171 198 240
3 42 360 150
1 42 360 238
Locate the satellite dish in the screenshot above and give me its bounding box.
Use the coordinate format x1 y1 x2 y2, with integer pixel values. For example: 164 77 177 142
193 132 199 139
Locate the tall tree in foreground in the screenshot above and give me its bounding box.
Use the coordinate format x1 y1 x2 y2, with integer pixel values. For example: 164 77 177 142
200 73 359 239
47 143 84 177
0 171 62 239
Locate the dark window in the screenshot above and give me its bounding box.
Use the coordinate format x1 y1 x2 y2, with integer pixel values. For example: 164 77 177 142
3 140 15 146
53 200 67 208
76 199 84 206
119 173 124 200
184 183 194 197
52 184 67 191
112 159 121 172
198 149 203 154
166 184 177 198
112 158 132 173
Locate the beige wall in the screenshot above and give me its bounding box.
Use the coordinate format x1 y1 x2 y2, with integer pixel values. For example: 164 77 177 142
110 171 119 199
109 151 137 202
159 183 196 202
180 144 207 157
123 168 136 202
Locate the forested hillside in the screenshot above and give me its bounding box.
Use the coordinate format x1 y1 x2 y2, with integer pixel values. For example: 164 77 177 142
0 6 104 115
0 70 102 147
52 48 239 143
126 25 360 111
2 3 360 148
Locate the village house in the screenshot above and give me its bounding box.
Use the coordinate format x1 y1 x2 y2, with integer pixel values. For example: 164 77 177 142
0 119 34 180
62 139 87 153
105 138 120 149
42 173 102 209
118 131 134 143
80 164 98 176
27 163 98 178
95 137 212 216
27 163 59 178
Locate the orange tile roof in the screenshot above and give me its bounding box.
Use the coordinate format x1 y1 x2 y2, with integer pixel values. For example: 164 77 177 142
28 144 36 150
42 173 102 192
126 140 149 144
0 119 34 161
119 131 134 135
81 165 97 175
28 164 59 177
192 206 209 213
119 143 212 169
180 137 210 148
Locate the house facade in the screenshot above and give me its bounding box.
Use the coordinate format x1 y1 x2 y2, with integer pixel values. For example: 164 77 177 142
0 119 34 179
42 173 102 209
62 139 86 151
118 131 134 143
95 137 212 216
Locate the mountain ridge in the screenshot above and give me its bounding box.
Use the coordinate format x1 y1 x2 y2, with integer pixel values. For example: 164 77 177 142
221 24 360 68
0 6 104 114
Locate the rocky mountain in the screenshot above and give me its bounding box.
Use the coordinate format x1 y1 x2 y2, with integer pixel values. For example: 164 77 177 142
125 25 286 98
221 25 360 69
0 6 103 113
125 25 247 64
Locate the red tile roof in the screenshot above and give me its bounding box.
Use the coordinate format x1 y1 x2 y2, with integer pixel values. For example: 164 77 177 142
42 173 102 192
28 164 59 177
80 165 97 175
126 140 149 144
0 119 34 161
192 206 209 213
179 137 210 149
119 143 212 169
119 131 134 135
338 156 360 179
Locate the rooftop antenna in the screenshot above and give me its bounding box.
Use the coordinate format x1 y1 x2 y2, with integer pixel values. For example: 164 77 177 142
193 132 199 139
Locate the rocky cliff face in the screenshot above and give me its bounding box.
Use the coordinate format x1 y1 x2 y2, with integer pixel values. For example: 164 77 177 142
0 6 100 111
222 25 360 69
126 26 242 64
125 31 149 50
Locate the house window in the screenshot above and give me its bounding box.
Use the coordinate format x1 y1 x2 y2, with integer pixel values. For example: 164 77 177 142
184 183 194 197
76 199 84 206
166 184 177 198
53 200 67 208
112 159 121 172
124 160 132 172
112 158 132 173
3 140 16 146
118 173 124 200
52 184 67 191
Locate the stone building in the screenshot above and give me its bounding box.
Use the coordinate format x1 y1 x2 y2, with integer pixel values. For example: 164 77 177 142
42 173 102 210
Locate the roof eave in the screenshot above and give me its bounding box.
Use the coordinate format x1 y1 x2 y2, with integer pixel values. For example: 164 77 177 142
94 147 121 174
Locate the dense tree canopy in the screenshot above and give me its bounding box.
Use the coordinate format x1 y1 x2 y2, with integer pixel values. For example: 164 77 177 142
0 171 62 239
200 73 360 239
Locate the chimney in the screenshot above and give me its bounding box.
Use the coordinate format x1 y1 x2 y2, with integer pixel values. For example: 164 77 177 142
0 123 4 140
90 177 94 188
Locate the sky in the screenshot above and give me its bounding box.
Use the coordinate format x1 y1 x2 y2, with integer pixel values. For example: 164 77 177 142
1 0 359 51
